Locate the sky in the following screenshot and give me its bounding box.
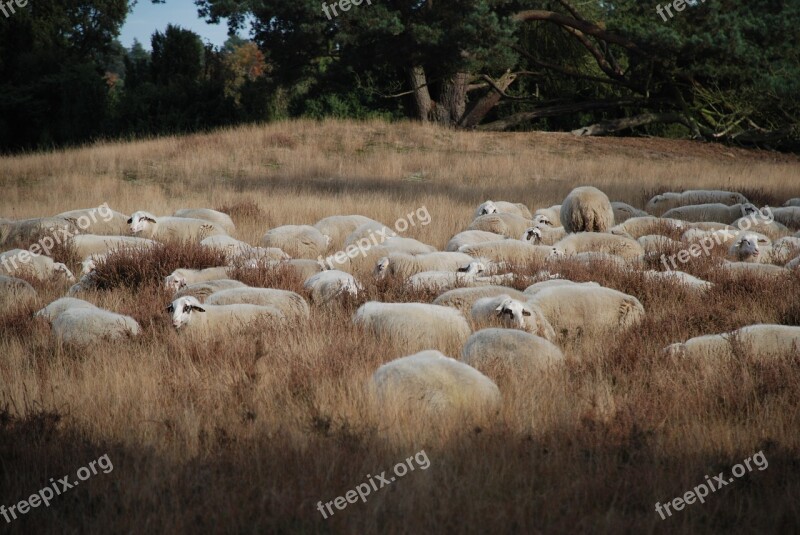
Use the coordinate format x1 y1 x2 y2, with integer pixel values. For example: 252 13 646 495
119 2 246 49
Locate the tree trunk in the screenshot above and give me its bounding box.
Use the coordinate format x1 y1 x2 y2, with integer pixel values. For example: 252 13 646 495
478 99 643 131
432 72 469 126
407 65 433 122
571 112 687 136
459 71 517 128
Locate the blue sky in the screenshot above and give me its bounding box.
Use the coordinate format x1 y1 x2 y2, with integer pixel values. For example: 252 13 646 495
119 2 246 49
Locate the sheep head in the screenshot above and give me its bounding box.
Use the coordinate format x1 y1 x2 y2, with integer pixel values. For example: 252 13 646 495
167 296 205 329
128 211 157 234
477 200 498 215
494 297 531 329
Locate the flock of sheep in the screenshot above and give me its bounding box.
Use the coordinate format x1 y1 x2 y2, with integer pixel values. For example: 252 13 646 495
2 187 800 421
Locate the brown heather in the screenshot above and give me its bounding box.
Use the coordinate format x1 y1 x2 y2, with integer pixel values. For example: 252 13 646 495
1 119 800 534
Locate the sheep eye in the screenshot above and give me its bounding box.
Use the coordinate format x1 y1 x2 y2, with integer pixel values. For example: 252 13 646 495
166 305 174 313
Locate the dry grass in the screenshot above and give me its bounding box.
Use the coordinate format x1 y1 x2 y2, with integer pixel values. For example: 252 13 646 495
1 119 799 534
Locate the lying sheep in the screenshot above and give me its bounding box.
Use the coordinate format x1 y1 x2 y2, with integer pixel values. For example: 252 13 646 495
727 233 774 263
637 235 683 255
533 205 561 223
468 213 538 239
374 252 474 279
521 225 567 246
688 221 736 232
174 279 248 300
128 211 227 242
372 350 501 417
201 235 289 263
470 295 556 341
445 230 506 252
732 214 791 241
783 198 800 207
69 234 157 258
343 221 397 248
665 324 800 359
553 232 645 262
611 216 684 239
34 297 97 322
164 267 231 292
528 285 645 343
474 200 533 219
314 215 378 248
646 190 749 216
766 207 800 230
56 206 129 235
304 270 362 304
51 307 141 345
354 302 471 355
662 203 758 225
461 328 564 376
173 208 235 234
523 279 600 296
611 202 648 223
0 249 75 282
205 288 310 320
721 261 789 276
560 186 614 233
433 285 528 313
639 270 713 292
167 295 285 334
405 261 519 292
0 274 37 306
566 252 629 268
380 236 437 255
459 240 559 266
260 225 331 259
0 217 76 247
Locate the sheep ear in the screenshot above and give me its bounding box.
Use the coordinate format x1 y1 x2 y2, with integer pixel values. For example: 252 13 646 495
457 266 469 272
166 304 174 313
522 309 532 316
144 216 157 223
126 218 133 224
190 305 206 312
494 304 505 312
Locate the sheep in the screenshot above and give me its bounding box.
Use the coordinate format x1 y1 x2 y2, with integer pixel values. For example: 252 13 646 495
459 240 560 266
374 252 474 279
528 285 645 343
662 203 758 225
687 221 736 232
56 206 129 235
521 225 567 246
461 328 564 376
0 217 77 247
0 249 75 282
167 295 285 334
567 252 629 268
560 186 614 233
474 200 533 219
343 221 397 248
646 190 749 216
205 288 310 320
380 236 437 255
665 324 800 359
533 205 561 223
404 261 519 292
445 230 506 252
67 273 101 295
727 233 775 263
731 214 789 240
553 232 645 262
470 295 556 341
611 202 648 223
787 255 800 270
372 350 501 418
637 235 683 255
783 198 800 207
523 279 600 296
173 208 235 234
772 236 800 257
34 297 98 322
721 261 789 276
128 211 227 242
174 279 248 300
0 274 37 306
68 234 157 258
468 213 538 239
354 301 471 355
610 216 684 239
245 258 325 280
201 235 290 263
766 207 800 230
639 270 713 292
164 267 231 292
260 225 331 259
433 285 528 313
51 307 141 345
314 215 379 249
304 270 362 304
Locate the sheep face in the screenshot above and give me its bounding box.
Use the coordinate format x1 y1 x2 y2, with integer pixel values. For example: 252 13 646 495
663 343 687 358
733 234 760 261
494 298 531 329
167 296 205 329
374 257 391 279
339 277 361 296
53 263 76 282
533 214 553 227
458 261 486 276
128 211 157 234
547 247 566 260
164 273 187 292
477 201 498 215
522 227 542 243
740 204 759 217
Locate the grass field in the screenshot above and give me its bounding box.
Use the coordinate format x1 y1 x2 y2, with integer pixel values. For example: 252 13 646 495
1 119 800 533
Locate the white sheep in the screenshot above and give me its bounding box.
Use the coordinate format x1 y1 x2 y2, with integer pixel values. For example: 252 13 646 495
51 307 141 345
404 261 519 292
0 249 75 282
772 236 800 260
459 240 560 266
521 225 567 246
372 350 501 417
314 215 382 248
245 258 325 280
69 234 157 258
461 328 564 376
721 261 789 276
34 297 98 322
67 273 100 295
164 267 231 292
611 202 648 223
688 221 736 232
665 324 800 359
646 190 749 216
0 274 37 305
374 252 474 279
528 285 645 343
470 294 556 340
0 217 77 247
662 203 758 225
727 233 774 263
637 235 683 255
56 206 130 235
610 216 684 239
786 255 800 270
304 270 362 304
523 279 600 296
260 225 331 259
167 295 285 334
445 230 506 252
380 236 437 255
128 211 227 241
474 200 533 219
174 279 248 300
560 186 614 233
343 221 397 248
173 208 236 234
468 212 538 239
731 214 791 241
201 235 290 263
205 288 310 320
432 285 529 313
766 207 800 230
639 270 713 292
566 252 629 268
354 301 471 355
553 232 645 262
533 205 561 223
783 198 800 207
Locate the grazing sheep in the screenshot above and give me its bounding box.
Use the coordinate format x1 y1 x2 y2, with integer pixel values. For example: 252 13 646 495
304 270 362 304
372 350 501 417
459 240 560 266
766 207 800 230
35 297 97 321
665 324 800 359
0 217 77 247
69 234 157 258
461 328 564 375
611 202 648 223
445 230 506 252
637 235 683 255
174 279 248 300
560 186 614 233
611 216 684 239
167 295 285 334
173 208 235 234
474 200 533 219
528 285 645 343
553 232 645 262
727 233 774 263
51 307 141 345
374 252 474 279
354 302 471 355
662 203 758 225
56 206 129 235
533 205 561 223
433 285 528 313
639 270 713 291
721 261 789 276
164 267 231 292
0 249 75 282
314 215 378 248
128 211 227 242
205 288 310 320
521 226 567 246
0 274 37 306
468 213 538 239
646 190 749 216
523 279 600 296
260 225 331 259
783 198 800 207
470 295 556 341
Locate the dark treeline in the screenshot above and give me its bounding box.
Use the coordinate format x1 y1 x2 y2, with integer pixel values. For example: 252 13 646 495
1 0 798 153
